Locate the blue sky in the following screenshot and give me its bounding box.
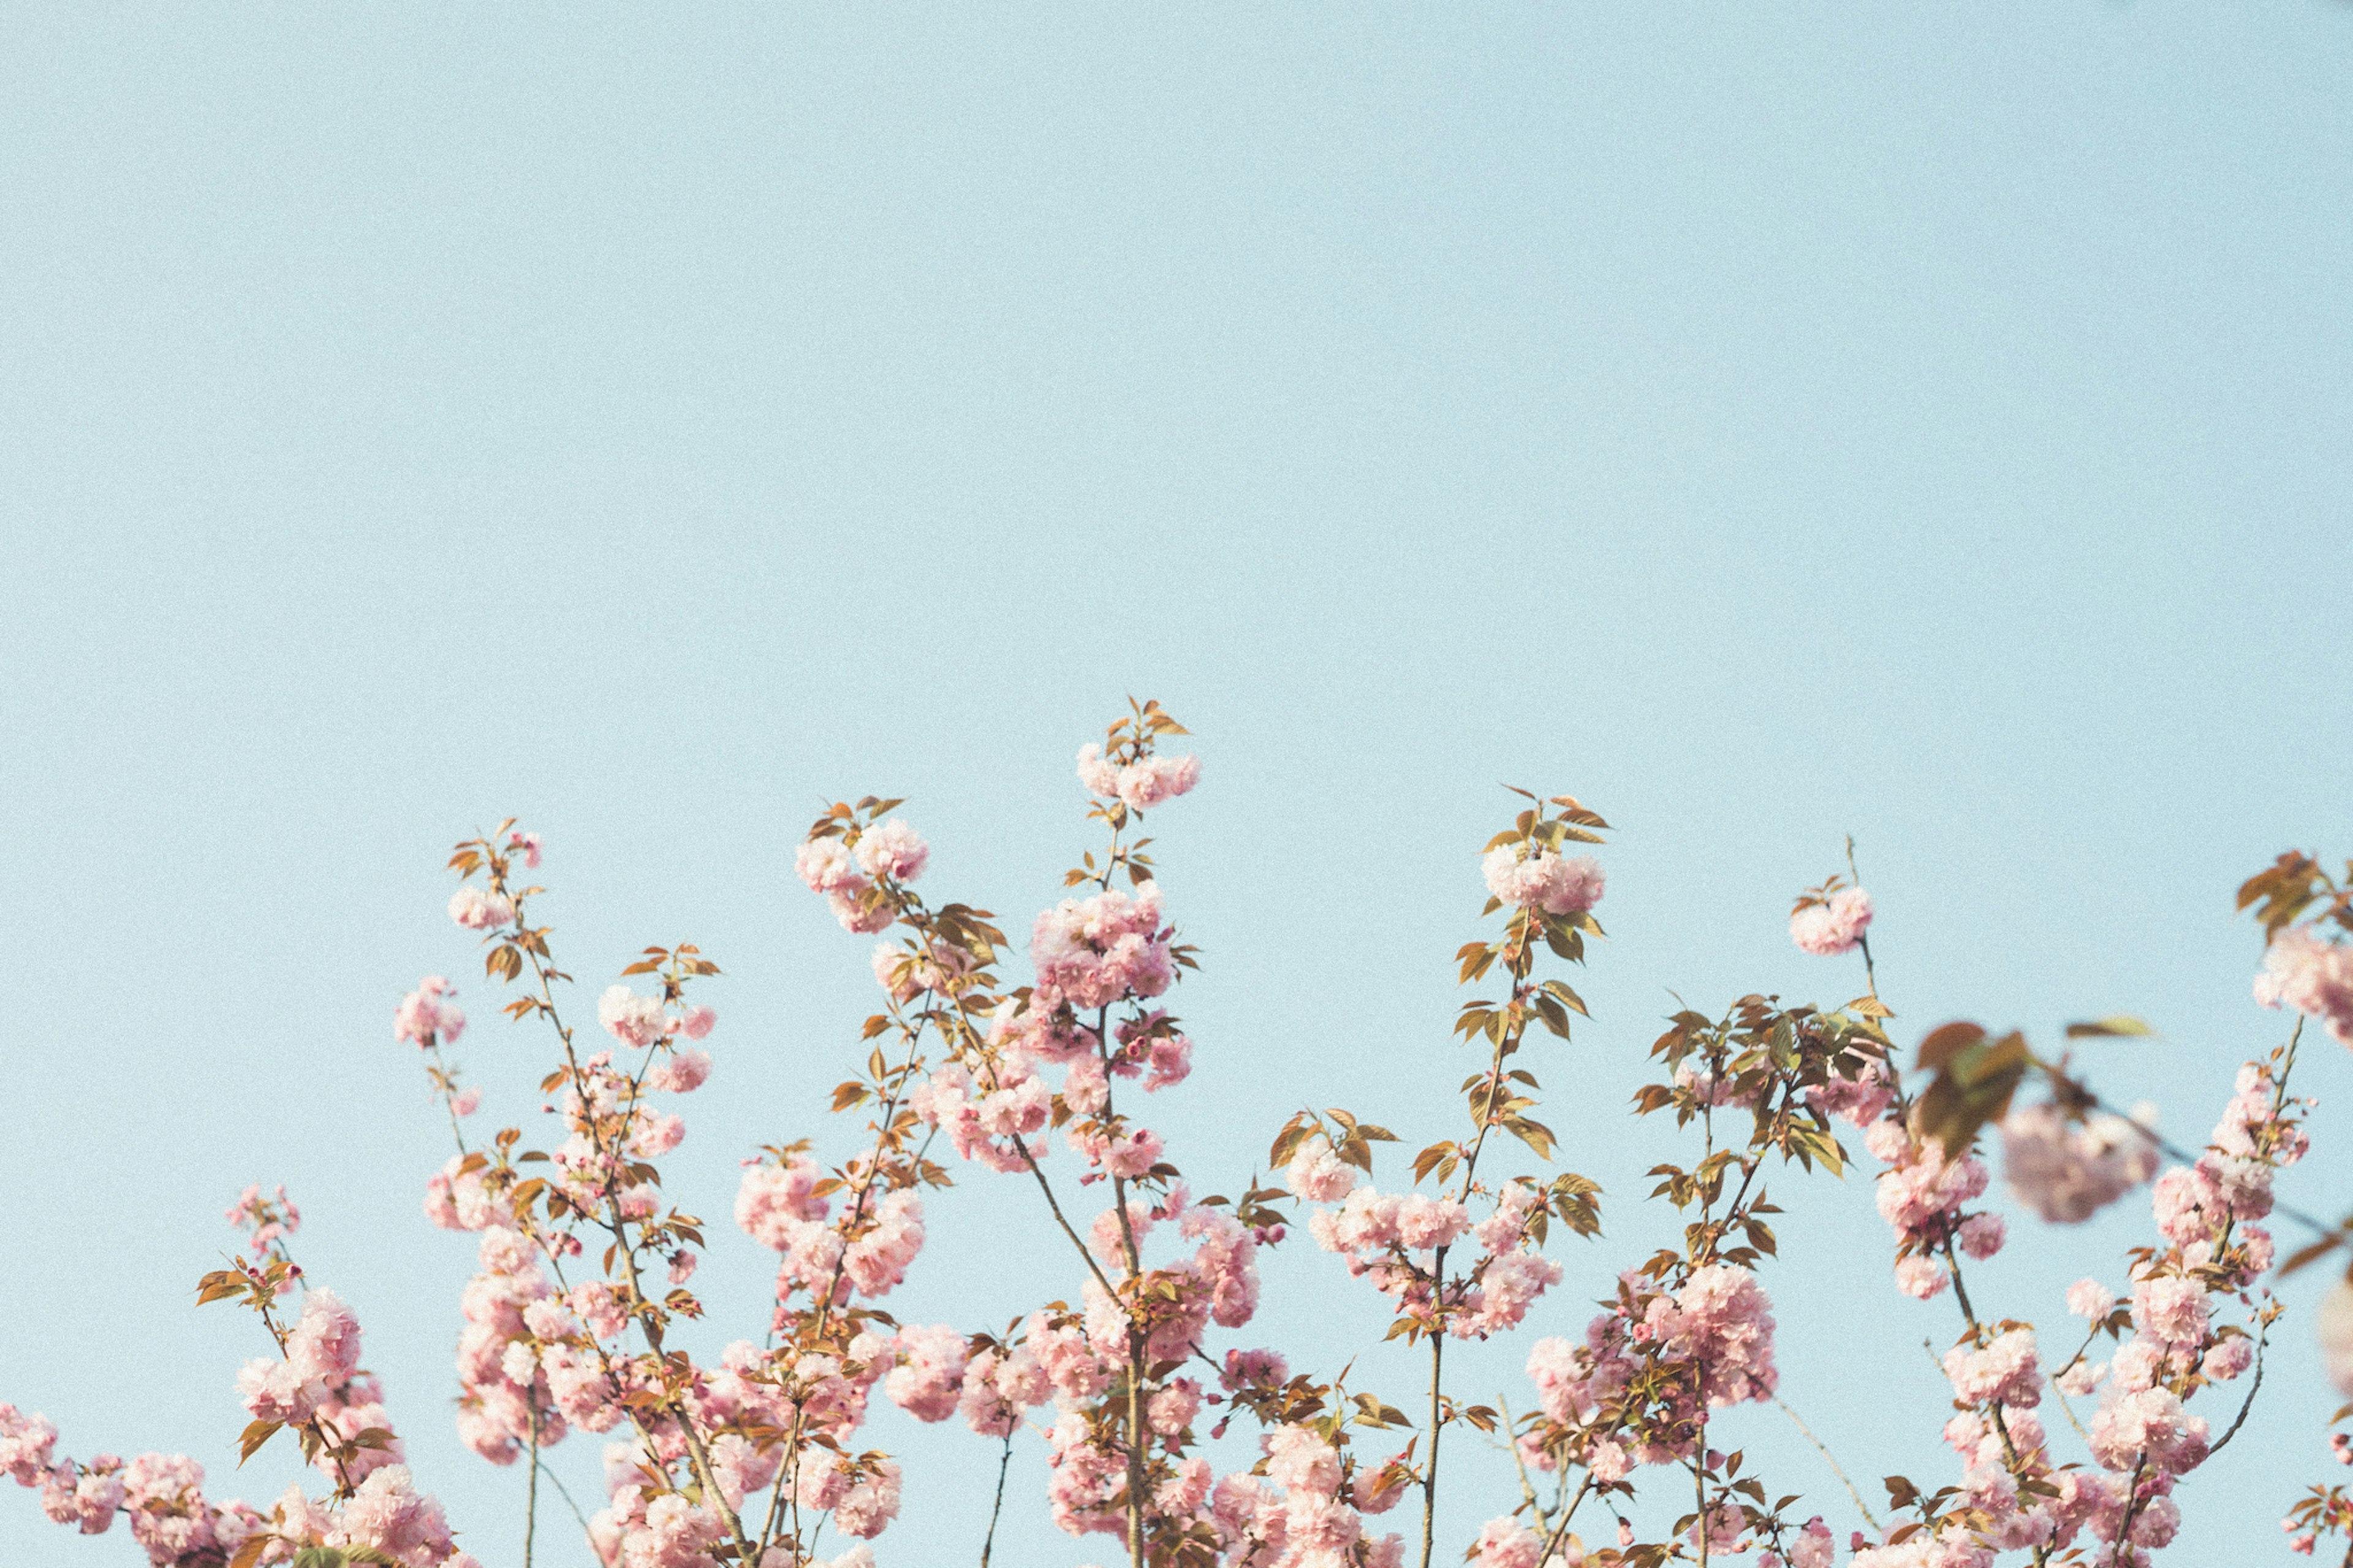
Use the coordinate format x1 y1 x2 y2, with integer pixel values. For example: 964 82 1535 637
3 6 2350 1564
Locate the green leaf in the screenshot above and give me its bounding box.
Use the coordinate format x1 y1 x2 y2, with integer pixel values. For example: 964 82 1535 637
2063 1016 2155 1039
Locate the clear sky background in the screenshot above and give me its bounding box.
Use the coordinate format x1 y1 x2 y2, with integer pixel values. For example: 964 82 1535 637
3 6 2350 1565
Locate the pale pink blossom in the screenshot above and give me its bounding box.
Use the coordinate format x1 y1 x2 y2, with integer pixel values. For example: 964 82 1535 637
447 887 513 931
2254 926 2353 1046
853 819 928 883
2319 1279 2353 1396
394 976 465 1048
2001 1102 2159 1223
596 986 667 1048
1894 1257 1949 1300
794 838 866 896
1482 846 1605 917
1790 886 1872 956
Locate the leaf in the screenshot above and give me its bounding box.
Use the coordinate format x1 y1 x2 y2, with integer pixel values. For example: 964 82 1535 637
1916 1021 1987 1072
2279 1235 2346 1278
237 1420 282 1466
1911 1028 2030 1159
2064 1017 2155 1039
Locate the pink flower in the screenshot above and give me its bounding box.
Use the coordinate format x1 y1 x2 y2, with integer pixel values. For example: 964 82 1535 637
1894 1257 1949 1300
447 887 513 931
883 1325 969 1423
1031 884 1173 1012
794 838 866 896
733 1158 827 1251
1941 1328 2041 1408
645 1048 712 1094
1790 887 1872 956
2066 1278 2117 1320
2089 1387 2208 1474
596 986 666 1048
1957 1213 2006 1260
1117 754 1202 811
1285 1140 1358 1203
679 1005 716 1040
1077 743 1203 809
287 1289 364 1386
393 976 464 1048
828 889 894 934
2254 926 2353 1046
2131 1274 2210 1348
1076 743 1123 798
1470 1518 1545 1568
854 819 928 883
1265 1425 1342 1495
1482 847 1605 916
2000 1102 2159 1223
450 1088 482 1118
2319 1280 2353 1396
0 1407 58 1485
507 830 542 868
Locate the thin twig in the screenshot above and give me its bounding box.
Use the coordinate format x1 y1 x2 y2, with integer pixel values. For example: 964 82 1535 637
980 1431 1014 1567
1772 1394 1881 1532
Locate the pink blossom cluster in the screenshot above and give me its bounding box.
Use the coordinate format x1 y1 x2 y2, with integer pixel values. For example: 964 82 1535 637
795 818 928 933
225 1183 302 1263
1863 1119 1996 1300
1294 1158 1561 1340
1170 1422 1405 1568
275 1463 476 1567
733 1154 926 1309
596 984 716 1053
881 1324 969 1423
1466 1516 1574 1568
395 975 467 1048
1077 741 1202 811
2254 925 2353 1046
1031 882 1175 1013
1481 845 1605 917
1760 1517 1837 1568
447 885 514 931
1999 1101 2160 1224
235 1287 363 1428
909 1053 1051 1172
1806 1050 1895 1129
1859 1058 2303 1567
452 1226 567 1465
1520 1262 1778 1482
1 1407 478 1567
1789 887 1873 956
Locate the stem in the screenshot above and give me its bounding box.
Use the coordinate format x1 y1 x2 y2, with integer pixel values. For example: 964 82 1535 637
1537 1474 1593 1564
980 1431 1014 1568
2208 1330 2268 1456
1097 1006 1150 1568
2108 1454 2150 1566
1419 1325 1444 1568
1695 1460 1710 1568
1771 1395 1880 1532
542 1461 593 1539
1499 1396 1540 1519
525 1402 540 1568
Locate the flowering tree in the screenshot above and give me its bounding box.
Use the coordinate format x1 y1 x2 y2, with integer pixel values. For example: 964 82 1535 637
6 701 2353 1568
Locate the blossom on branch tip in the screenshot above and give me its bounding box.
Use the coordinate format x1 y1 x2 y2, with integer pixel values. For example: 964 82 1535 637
1790 886 1871 956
